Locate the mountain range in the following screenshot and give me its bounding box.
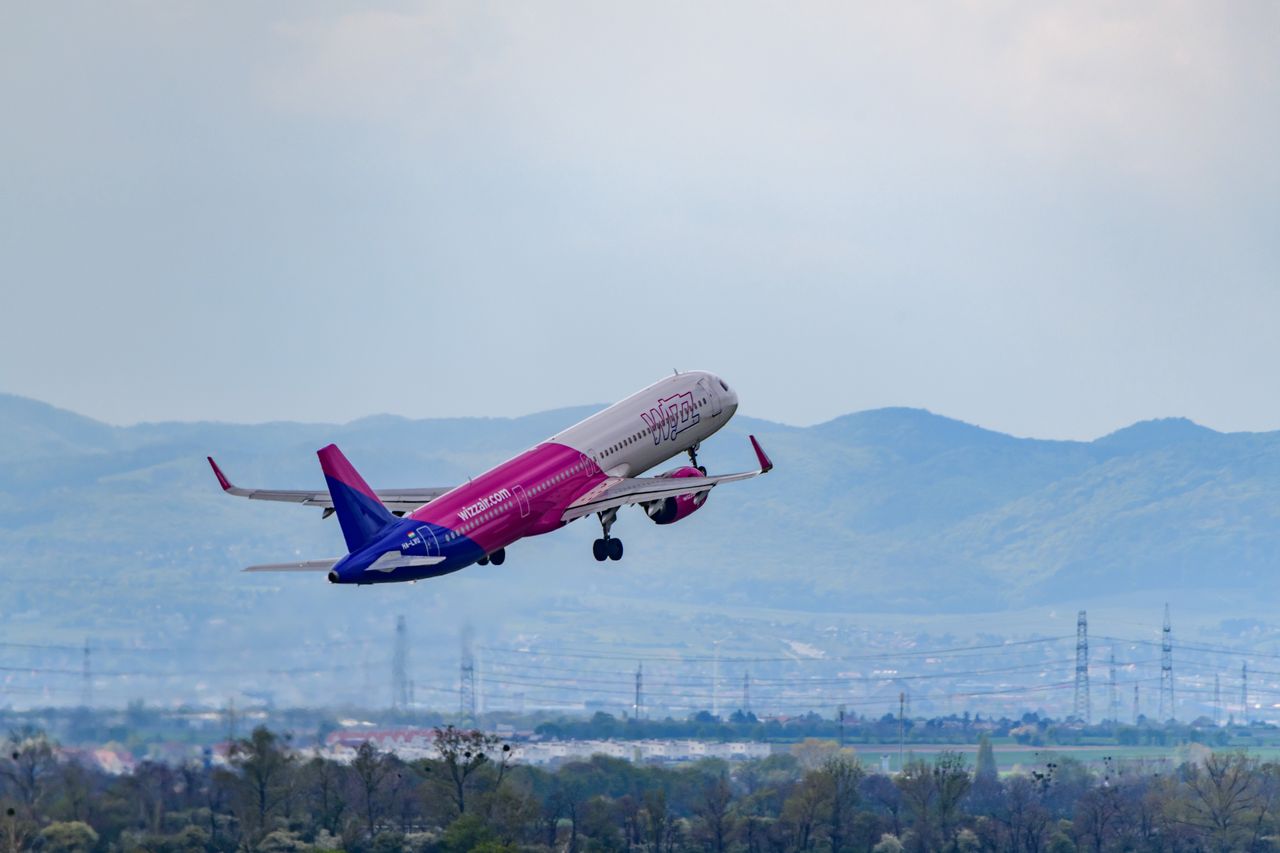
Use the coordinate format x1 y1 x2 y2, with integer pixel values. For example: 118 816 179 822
2 391 1278 707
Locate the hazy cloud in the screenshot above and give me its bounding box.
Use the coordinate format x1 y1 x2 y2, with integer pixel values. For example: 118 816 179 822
1 2 1276 438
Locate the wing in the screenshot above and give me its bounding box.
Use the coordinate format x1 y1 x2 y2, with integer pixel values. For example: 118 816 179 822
242 554 447 573
561 435 773 521
208 457 451 516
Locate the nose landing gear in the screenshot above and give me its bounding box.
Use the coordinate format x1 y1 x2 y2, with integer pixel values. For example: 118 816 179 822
687 442 707 475
593 508 624 561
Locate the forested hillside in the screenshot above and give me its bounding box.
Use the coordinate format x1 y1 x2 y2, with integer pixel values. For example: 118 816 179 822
3 393 1279 708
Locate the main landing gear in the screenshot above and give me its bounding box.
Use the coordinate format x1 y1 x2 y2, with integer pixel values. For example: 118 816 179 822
593 508 624 562
478 548 506 566
687 442 707 475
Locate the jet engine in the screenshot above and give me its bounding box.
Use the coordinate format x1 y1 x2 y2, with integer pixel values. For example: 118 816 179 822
643 466 709 525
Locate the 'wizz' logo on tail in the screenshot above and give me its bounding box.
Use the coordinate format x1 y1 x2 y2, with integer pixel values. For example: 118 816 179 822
641 392 700 445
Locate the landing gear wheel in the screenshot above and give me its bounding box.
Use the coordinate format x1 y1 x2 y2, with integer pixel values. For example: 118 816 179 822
607 538 624 561
592 539 608 562
687 442 702 470
478 555 490 566
490 548 506 566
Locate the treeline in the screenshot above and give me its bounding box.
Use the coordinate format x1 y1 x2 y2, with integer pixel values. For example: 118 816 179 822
3 706 1264 759
533 710 1250 748
4 726 1280 852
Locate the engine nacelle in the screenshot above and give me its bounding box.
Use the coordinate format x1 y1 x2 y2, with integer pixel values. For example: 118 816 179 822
644 466 709 525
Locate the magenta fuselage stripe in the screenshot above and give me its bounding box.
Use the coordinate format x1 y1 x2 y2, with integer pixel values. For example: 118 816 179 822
408 443 605 552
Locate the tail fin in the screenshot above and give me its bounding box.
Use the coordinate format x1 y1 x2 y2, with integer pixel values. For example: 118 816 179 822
317 444 395 552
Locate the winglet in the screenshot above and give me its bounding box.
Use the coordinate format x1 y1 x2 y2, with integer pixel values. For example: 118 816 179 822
207 456 233 491
749 435 773 473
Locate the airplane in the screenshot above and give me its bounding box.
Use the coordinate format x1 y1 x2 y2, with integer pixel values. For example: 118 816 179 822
207 370 772 585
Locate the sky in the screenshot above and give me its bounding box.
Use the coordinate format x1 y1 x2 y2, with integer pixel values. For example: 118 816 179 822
1 2 1277 440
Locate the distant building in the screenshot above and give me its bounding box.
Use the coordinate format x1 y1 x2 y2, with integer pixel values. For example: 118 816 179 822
315 728 772 766
513 739 771 767
61 747 137 776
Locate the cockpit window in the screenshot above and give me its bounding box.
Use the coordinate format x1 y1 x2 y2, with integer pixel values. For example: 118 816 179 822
719 379 729 391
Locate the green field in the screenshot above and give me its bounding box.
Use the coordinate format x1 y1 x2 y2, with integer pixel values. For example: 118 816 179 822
859 740 1280 774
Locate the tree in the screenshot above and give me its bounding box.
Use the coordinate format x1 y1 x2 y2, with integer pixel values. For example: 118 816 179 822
49 762 94 825
894 754 971 851
999 774 1053 853
872 834 904 853
0 731 56 817
791 739 840 771
933 751 972 842
160 825 212 853
302 755 347 836
692 772 736 853
432 726 503 816
862 772 904 837
896 759 939 852
1 805 35 853
820 753 864 853
975 734 997 782
781 771 828 852
1073 785 1123 853
439 814 498 853
642 787 675 853
484 780 541 846
229 726 294 840
1176 751 1264 853
350 741 395 836
34 821 97 853
256 829 309 852
123 761 175 836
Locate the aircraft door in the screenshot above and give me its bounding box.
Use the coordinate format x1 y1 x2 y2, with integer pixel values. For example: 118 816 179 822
414 525 441 557
700 378 724 417
513 484 530 518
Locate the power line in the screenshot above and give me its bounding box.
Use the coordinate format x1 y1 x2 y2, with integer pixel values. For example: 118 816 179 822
487 655 1112 687
1108 650 1118 723
478 635 1075 664
459 626 476 723
392 615 409 712
634 663 643 720
474 657 1093 699
81 639 91 709
1097 635 1280 662
1159 604 1175 722
1242 661 1249 723
0 660 380 678
1073 611 1090 724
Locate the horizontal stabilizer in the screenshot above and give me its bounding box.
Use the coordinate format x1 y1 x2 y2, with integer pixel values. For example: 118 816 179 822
364 553 448 573
243 560 340 573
